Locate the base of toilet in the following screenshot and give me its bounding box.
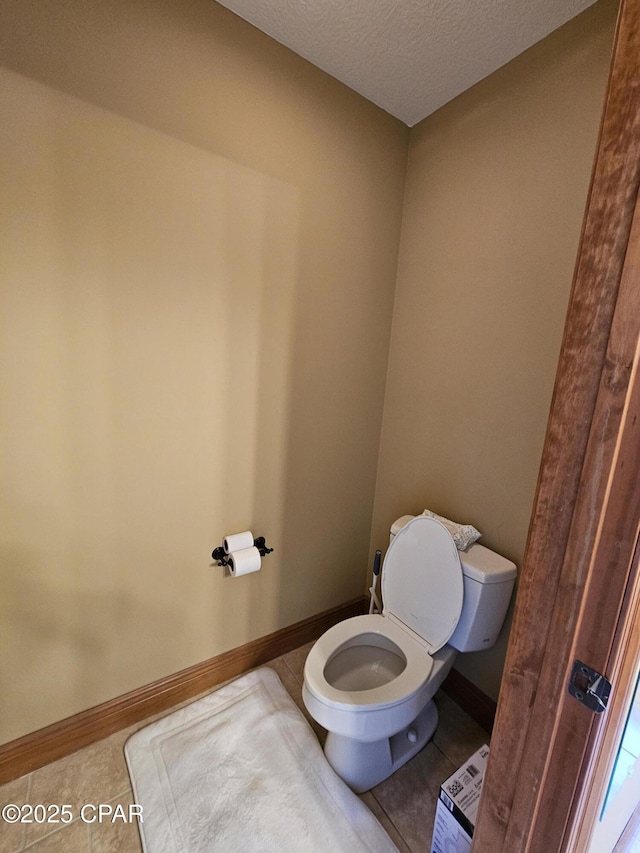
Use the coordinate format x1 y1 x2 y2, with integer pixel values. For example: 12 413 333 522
323 699 439 793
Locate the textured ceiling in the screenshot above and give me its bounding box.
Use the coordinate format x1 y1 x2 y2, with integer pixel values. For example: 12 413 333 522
216 0 598 126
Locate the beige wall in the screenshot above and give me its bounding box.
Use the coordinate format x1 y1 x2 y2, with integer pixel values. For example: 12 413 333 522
0 0 617 742
0 0 408 742
370 0 617 699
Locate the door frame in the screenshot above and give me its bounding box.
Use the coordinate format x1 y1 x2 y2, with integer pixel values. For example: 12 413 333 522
473 0 640 849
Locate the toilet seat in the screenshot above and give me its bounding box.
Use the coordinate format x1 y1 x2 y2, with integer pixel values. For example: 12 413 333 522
304 614 434 713
382 515 464 652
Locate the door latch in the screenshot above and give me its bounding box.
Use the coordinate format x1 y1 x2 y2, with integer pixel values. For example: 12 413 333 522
568 660 611 714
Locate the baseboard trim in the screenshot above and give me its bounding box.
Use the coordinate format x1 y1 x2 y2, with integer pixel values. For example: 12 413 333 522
440 667 497 734
0 596 368 785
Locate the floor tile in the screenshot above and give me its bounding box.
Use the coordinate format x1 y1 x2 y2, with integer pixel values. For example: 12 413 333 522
359 791 413 853
24 728 132 846
281 641 314 683
0 772 30 853
266 656 301 700
432 690 490 768
371 743 456 853
89 789 142 853
23 817 89 853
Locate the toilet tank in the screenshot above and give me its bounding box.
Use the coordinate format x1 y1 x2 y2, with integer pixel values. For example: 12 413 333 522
450 543 516 652
389 515 517 653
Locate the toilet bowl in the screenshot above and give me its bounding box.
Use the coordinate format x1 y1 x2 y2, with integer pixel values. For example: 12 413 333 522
303 514 516 792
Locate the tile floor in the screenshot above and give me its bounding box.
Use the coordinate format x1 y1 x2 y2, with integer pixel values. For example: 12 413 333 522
0 643 490 853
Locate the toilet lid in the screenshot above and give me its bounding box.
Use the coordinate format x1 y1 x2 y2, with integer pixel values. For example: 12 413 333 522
381 515 463 653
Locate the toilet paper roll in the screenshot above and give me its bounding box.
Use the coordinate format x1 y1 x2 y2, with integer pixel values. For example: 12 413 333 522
228 546 261 577
223 530 254 554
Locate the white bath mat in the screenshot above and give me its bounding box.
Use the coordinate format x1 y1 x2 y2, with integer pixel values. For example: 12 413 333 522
125 667 398 853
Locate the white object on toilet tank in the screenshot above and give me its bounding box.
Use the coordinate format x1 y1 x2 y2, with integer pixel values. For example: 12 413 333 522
389 515 516 653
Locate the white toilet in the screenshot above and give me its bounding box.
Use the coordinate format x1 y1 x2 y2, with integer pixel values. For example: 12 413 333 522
302 514 516 792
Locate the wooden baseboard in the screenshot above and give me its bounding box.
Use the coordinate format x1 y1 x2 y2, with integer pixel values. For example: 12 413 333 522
440 667 497 734
0 596 368 785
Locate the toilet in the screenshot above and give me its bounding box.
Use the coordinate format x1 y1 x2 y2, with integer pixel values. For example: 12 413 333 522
302 514 516 792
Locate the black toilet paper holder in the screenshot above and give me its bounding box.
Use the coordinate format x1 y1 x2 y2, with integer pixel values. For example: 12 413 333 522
211 536 274 567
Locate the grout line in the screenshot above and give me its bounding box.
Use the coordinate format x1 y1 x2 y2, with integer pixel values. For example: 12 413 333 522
367 790 414 853
18 774 32 853
20 821 77 853
280 654 303 686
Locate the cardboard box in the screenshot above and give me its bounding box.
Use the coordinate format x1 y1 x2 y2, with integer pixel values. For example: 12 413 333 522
431 744 489 853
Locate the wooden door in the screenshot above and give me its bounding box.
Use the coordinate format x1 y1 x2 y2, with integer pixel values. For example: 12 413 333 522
473 0 640 850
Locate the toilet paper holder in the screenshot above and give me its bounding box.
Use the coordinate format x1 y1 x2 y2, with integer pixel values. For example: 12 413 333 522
211 536 274 567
